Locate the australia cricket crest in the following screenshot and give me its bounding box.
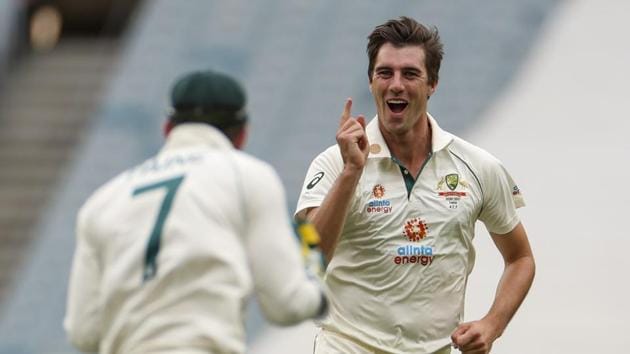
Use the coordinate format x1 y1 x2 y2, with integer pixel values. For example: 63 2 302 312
445 174 459 190
437 173 468 209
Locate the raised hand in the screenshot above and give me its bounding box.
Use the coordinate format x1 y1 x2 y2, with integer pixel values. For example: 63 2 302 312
336 98 369 172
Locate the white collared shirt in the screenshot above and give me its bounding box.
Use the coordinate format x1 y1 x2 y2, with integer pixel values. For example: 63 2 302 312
65 123 325 354
296 115 524 354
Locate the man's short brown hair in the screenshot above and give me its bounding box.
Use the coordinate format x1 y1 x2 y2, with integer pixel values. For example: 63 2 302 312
367 16 444 85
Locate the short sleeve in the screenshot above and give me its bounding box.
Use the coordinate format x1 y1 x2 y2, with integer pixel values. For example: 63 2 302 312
295 146 343 217
478 160 525 235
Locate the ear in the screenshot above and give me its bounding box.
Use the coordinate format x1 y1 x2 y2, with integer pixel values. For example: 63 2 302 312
163 119 175 137
427 81 438 100
430 80 438 95
232 124 248 150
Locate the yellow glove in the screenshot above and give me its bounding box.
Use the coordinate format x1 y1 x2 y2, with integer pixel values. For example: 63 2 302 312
294 219 326 280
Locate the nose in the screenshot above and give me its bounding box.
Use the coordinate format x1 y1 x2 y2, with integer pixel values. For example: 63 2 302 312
389 72 404 94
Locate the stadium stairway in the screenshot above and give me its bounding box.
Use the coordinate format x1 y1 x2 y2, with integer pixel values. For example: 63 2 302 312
0 38 118 305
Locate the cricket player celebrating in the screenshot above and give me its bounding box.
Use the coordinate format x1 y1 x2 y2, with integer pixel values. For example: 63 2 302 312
296 17 535 354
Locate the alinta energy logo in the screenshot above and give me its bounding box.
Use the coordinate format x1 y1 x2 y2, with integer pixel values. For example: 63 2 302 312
402 217 428 241
366 184 392 214
394 217 434 266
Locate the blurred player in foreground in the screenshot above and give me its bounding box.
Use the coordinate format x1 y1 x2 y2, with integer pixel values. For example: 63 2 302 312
296 17 535 354
64 70 328 354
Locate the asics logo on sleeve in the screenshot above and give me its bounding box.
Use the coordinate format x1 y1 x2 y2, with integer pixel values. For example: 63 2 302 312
307 172 324 189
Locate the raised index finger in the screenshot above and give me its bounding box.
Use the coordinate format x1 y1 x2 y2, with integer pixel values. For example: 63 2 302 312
339 97 353 127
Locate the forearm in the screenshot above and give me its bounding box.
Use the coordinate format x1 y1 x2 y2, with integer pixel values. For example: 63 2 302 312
308 167 362 260
484 255 535 337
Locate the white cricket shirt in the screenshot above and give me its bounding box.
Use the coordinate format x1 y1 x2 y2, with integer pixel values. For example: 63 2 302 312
296 115 524 354
65 123 325 354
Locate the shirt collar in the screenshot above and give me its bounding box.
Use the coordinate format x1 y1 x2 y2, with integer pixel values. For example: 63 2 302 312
160 123 234 153
366 113 454 159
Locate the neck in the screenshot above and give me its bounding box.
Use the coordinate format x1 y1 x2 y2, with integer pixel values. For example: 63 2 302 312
383 115 432 175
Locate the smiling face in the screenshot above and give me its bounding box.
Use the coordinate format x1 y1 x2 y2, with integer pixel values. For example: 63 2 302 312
370 43 437 136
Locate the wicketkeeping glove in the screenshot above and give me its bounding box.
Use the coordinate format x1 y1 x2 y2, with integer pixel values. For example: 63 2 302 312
294 218 326 281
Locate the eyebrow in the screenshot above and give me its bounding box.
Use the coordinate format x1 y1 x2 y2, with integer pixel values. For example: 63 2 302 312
374 65 423 73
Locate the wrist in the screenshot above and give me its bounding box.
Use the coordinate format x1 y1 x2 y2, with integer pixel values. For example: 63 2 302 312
481 314 507 340
341 164 364 178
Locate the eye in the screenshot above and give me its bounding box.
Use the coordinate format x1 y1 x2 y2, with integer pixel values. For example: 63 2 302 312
404 70 420 79
376 69 392 78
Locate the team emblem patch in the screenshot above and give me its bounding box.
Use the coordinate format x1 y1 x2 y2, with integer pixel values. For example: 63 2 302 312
402 217 429 242
445 174 459 191
437 173 470 191
437 173 469 209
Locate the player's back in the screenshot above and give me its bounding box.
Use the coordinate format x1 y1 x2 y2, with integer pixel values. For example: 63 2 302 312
77 126 266 353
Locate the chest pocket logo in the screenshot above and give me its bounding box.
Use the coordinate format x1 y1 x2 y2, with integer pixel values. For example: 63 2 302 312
446 173 459 190
437 173 469 209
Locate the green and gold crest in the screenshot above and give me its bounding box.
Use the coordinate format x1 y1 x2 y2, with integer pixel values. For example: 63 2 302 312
445 174 459 191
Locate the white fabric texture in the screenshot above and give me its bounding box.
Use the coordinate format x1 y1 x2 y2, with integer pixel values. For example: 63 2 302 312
296 115 523 354
65 123 325 354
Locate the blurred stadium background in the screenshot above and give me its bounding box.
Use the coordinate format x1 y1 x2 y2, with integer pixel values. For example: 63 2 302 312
0 0 628 353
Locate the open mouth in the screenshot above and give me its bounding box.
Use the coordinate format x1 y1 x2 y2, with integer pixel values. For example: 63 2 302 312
387 99 408 113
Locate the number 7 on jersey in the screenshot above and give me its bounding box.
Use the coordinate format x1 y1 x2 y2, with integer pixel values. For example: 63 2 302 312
133 175 185 282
